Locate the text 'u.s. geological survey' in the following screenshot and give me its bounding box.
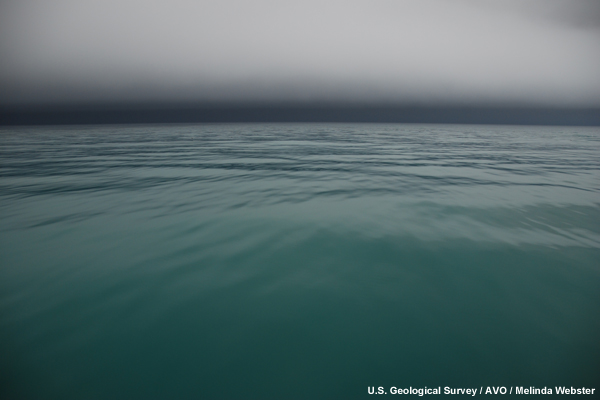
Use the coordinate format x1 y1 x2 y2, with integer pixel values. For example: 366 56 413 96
368 386 596 396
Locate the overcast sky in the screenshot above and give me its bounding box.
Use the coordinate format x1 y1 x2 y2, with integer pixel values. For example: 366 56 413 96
1 0 599 106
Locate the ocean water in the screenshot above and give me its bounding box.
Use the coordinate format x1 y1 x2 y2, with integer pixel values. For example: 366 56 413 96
0 123 599 399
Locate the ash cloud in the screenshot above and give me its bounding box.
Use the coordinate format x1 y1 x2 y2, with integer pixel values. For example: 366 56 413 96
1 0 599 106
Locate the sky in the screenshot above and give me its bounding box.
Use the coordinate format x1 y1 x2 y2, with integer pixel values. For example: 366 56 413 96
1 0 599 107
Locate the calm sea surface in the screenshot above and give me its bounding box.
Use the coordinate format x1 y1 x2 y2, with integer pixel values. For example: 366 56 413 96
1 124 599 399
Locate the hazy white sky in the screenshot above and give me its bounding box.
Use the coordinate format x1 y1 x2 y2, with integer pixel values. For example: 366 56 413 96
1 0 599 105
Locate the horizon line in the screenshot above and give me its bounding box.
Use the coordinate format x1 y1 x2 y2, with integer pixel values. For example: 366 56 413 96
1 102 599 127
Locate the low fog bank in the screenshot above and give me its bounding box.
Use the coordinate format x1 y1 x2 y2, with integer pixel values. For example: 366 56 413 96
2 102 599 126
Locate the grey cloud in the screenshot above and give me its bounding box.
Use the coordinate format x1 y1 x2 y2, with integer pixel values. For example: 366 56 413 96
1 0 599 106
465 0 600 29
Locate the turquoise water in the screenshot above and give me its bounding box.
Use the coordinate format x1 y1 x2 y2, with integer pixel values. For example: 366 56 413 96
1 123 599 399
